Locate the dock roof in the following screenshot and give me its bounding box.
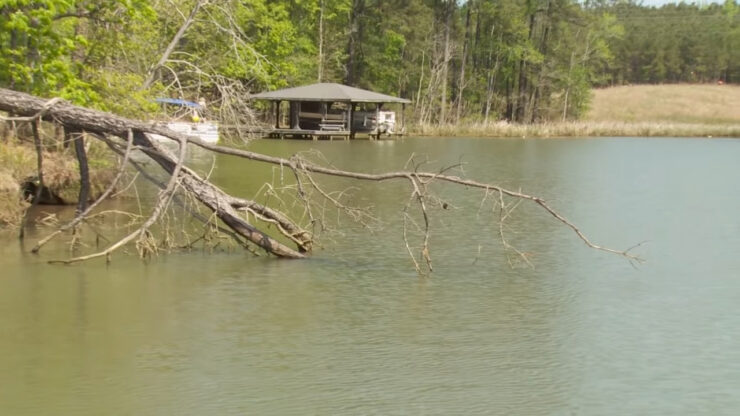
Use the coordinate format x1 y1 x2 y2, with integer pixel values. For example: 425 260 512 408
251 82 411 104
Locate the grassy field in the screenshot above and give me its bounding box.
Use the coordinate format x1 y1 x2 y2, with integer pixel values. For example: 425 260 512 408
413 120 740 138
585 84 740 125
411 83 740 138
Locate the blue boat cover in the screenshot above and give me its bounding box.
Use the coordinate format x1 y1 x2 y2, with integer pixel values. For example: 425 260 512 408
154 98 202 108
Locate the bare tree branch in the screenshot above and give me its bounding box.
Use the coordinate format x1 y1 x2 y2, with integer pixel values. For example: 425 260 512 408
0 88 643 267
17 119 45 240
49 132 188 264
142 0 207 89
31 130 134 253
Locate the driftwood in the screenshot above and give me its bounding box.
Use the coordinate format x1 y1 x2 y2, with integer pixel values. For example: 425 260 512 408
0 87 642 271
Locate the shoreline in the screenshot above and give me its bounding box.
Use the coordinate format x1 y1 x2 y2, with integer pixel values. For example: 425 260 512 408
407 121 740 139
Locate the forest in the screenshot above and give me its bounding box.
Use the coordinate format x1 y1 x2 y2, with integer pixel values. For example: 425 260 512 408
1 0 739 126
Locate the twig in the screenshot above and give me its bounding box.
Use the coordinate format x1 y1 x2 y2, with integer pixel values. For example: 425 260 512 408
50 131 187 264
19 120 44 240
32 130 134 253
100 134 251 251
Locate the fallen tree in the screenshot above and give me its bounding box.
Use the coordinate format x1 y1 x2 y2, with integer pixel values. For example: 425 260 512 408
0 88 642 272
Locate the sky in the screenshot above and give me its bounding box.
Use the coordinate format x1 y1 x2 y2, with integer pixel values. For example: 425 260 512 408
640 0 724 5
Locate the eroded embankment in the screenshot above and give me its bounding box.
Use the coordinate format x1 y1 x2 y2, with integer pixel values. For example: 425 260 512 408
0 129 117 227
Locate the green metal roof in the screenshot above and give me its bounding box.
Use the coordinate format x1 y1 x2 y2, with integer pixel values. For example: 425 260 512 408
251 83 411 104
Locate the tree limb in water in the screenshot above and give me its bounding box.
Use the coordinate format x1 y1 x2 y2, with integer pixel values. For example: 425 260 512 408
31 130 135 253
49 128 188 264
0 88 643 270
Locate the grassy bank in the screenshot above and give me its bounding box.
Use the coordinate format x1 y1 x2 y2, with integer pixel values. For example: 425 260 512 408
0 168 27 226
410 120 740 138
410 84 740 138
0 131 118 228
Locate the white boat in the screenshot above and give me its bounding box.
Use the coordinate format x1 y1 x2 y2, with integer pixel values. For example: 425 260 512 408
352 110 398 134
150 98 220 143
161 121 219 143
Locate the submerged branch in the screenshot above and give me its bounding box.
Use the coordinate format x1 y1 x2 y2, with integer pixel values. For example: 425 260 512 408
31 130 134 253
49 132 188 264
0 88 642 267
18 120 44 240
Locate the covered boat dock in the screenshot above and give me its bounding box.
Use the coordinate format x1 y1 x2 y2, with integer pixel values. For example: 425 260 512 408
250 83 411 140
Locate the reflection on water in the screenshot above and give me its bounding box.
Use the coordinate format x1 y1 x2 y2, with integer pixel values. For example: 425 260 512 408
1 137 740 415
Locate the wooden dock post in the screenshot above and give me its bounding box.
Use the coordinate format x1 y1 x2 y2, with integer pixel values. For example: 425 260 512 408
374 103 381 140
347 101 354 140
401 103 405 135
274 101 280 128
290 101 300 129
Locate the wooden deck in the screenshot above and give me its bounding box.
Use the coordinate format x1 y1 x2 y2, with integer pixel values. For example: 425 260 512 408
223 126 404 140
267 128 351 140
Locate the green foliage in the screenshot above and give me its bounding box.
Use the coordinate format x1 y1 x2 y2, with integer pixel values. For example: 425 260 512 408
1 0 737 125
604 2 740 85
86 69 160 118
0 0 155 105
1 0 84 98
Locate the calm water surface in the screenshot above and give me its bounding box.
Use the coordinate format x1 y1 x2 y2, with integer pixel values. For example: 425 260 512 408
1 137 739 415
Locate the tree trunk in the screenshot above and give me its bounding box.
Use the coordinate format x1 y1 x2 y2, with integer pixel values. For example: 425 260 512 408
69 127 90 214
455 3 472 123
318 0 325 82
529 0 552 123
515 6 537 122
345 0 365 85
440 0 452 124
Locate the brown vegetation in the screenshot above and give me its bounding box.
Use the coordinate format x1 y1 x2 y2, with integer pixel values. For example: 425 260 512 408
586 84 740 125
0 170 26 227
411 84 740 138
0 131 118 227
411 120 740 138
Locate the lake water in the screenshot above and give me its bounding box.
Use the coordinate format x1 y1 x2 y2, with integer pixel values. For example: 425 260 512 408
1 137 739 415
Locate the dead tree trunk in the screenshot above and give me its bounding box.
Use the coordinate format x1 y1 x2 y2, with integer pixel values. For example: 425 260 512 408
68 127 90 214
455 2 472 123
130 130 309 258
439 0 452 124
0 87 641 270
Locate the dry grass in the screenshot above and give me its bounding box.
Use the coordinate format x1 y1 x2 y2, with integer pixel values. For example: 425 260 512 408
0 141 79 195
0 133 119 227
585 84 740 124
0 165 28 227
409 84 740 138
411 120 740 138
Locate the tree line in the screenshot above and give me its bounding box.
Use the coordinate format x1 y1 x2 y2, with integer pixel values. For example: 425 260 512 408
1 0 738 125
